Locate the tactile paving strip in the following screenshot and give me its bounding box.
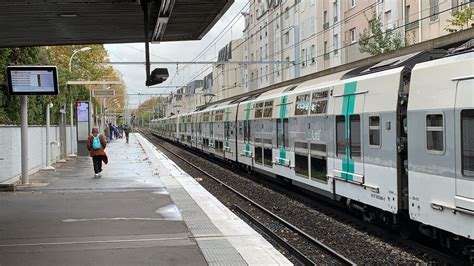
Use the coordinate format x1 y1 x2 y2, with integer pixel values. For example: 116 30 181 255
154 160 247 265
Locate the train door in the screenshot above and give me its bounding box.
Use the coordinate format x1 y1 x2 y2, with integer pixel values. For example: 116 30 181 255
454 77 474 208
333 81 365 183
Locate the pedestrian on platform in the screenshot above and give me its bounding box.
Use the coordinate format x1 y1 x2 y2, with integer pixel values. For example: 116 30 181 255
86 127 108 178
104 126 110 143
124 124 131 143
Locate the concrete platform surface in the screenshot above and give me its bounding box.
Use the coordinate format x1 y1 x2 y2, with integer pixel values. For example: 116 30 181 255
0 133 290 266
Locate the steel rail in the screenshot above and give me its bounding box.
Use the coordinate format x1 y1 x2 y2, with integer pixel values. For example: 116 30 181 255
141 130 356 266
231 205 315 266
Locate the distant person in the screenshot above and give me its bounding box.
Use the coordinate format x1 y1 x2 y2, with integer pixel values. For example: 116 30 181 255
108 123 114 141
104 126 110 143
86 127 108 178
124 124 131 143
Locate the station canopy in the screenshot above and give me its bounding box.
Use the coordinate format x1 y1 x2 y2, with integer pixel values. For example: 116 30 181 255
0 0 233 48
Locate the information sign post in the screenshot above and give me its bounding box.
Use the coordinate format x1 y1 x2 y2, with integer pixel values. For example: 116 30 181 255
7 66 59 184
76 101 91 156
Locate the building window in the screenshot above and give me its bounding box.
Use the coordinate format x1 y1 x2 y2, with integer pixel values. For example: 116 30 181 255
285 7 289 19
295 94 310 115
310 90 328 114
324 41 329 60
461 110 474 176
285 31 290 44
323 11 329 29
426 114 444 153
333 1 338 22
333 34 339 55
350 115 361 159
265 66 269 81
301 48 306 67
369 116 381 147
430 0 439 21
350 0 356 8
310 45 316 64
350 28 356 43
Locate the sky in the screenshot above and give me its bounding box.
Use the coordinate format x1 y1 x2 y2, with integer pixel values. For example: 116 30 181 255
104 0 248 108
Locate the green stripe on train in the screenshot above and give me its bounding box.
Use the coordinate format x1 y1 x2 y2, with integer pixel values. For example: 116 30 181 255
245 102 251 154
279 95 288 165
341 82 357 181
224 107 229 148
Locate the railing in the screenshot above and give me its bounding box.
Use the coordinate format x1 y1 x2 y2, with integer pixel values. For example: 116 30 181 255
323 22 329 30
406 20 420 31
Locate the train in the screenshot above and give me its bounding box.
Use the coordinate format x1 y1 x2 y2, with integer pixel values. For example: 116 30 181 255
150 40 474 256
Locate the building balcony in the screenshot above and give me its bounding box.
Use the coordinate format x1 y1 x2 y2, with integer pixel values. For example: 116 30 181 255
323 22 329 30
405 21 419 31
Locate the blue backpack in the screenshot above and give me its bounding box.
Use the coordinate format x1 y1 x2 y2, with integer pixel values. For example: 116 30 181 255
92 135 101 150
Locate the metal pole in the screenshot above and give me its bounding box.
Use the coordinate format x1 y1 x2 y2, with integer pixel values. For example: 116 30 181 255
46 104 51 167
20 95 29 184
42 103 55 171
69 102 76 156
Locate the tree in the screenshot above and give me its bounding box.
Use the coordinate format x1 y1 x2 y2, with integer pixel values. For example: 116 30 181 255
445 7 473 33
358 12 404 56
0 45 125 125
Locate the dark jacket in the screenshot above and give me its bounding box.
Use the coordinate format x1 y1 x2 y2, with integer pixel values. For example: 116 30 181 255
86 134 107 157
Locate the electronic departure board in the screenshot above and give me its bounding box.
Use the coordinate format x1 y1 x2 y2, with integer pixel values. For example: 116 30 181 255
7 66 59 95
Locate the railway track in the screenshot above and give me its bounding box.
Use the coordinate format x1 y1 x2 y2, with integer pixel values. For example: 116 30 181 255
140 130 466 265
140 130 354 265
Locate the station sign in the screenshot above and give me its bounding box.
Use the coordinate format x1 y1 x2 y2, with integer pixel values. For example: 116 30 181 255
7 66 59 95
76 101 90 141
93 89 115 97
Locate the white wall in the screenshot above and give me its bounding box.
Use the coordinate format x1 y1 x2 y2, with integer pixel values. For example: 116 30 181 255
0 125 77 183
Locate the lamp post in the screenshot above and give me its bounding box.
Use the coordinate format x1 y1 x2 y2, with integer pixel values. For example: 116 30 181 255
68 47 92 157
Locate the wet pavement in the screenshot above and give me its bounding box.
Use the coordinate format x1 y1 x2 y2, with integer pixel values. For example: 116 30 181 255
0 134 207 266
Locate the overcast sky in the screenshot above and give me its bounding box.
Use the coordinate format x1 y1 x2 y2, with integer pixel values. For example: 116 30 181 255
104 0 248 108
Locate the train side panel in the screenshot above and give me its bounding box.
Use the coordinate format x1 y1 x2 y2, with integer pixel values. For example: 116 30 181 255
408 52 474 239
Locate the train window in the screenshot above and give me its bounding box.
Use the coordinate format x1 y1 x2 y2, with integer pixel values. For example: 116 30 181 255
461 110 474 177
276 118 289 148
263 101 273 118
295 154 309 178
336 116 346 156
255 146 263 164
238 121 243 137
310 91 328 115
350 115 361 158
311 157 327 182
264 148 273 166
244 120 251 142
255 102 264 118
311 143 326 153
295 94 310 115
369 116 381 147
426 114 444 153
202 112 209 122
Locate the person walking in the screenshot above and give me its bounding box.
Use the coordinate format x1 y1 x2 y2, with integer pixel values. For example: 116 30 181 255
86 127 108 178
124 124 131 143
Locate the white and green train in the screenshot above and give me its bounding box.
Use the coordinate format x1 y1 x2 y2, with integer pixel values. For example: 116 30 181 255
150 41 474 255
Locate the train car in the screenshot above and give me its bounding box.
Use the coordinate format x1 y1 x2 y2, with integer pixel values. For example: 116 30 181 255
149 41 474 255
407 49 474 247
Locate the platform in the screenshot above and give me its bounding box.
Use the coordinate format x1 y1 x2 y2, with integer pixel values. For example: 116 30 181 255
0 133 290 266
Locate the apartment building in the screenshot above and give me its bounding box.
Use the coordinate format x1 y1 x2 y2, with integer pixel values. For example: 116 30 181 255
212 39 245 101
241 0 471 91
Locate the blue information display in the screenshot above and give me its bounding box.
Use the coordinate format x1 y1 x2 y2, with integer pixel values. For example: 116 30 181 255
7 66 59 95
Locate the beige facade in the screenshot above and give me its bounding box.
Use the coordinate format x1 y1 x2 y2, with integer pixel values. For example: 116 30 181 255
212 39 246 101
241 0 471 92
